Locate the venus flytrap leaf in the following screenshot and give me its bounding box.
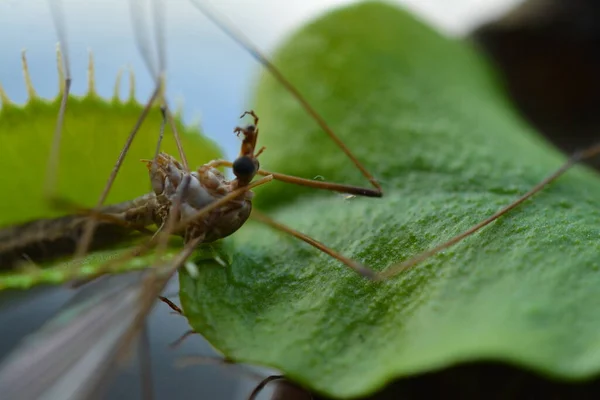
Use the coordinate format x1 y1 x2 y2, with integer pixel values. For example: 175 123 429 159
0 50 221 289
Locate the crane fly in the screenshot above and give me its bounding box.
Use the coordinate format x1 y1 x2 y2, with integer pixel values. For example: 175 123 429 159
0 0 382 397
2 0 600 398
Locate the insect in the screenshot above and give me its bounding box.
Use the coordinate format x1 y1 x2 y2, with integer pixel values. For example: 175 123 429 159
0 0 383 396
2 0 600 398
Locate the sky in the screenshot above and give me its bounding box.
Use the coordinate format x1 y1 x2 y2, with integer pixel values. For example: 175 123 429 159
0 0 524 160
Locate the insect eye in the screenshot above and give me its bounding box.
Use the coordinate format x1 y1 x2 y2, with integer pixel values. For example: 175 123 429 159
233 155 256 178
246 124 255 132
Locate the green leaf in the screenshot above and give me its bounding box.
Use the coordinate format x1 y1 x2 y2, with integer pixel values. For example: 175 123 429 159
180 1 600 398
0 54 221 289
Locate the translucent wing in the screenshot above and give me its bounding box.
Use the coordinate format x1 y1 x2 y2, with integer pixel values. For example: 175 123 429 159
0 272 153 400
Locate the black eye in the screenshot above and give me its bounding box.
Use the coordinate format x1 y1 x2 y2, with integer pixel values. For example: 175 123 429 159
233 156 256 178
246 124 255 132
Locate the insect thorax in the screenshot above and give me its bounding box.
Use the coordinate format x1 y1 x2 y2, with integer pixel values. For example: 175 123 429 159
149 153 254 243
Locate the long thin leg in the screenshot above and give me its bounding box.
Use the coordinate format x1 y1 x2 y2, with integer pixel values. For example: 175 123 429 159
158 296 183 314
173 175 273 232
152 110 193 266
380 143 600 279
188 0 382 193
131 0 189 171
182 4 600 283
116 235 204 365
247 375 286 400
75 85 162 259
138 321 155 400
76 0 178 260
174 355 300 400
44 0 71 200
257 169 381 197
168 330 198 349
250 143 600 280
61 142 600 285
154 174 192 261
157 297 200 348
207 160 381 197
122 1 600 284
164 105 189 172
19 1 201 397
131 0 192 274
251 210 377 279
49 196 155 235
151 106 168 167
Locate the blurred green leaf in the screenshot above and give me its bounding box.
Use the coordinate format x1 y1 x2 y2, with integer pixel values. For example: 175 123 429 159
0 56 221 288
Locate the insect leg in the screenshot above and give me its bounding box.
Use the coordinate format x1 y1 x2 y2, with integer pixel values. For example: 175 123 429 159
71 175 274 284
49 196 155 235
153 110 192 261
251 210 378 279
379 142 600 279
183 2 600 282
173 175 273 232
247 375 314 400
227 140 600 280
159 295 183 314
73 0 169 260
130 0 189 171
129 0 196 272
168 330 198 349
44 0 71 201
138 321 155 400
74 86 161 258
188 0 382 193
207 160 381 198
247 375 286 400
174 355 307 400
117 234 204 362
157 296 200 348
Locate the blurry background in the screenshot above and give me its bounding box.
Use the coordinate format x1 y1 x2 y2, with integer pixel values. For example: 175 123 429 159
12 0 598 398
0 0 523 161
